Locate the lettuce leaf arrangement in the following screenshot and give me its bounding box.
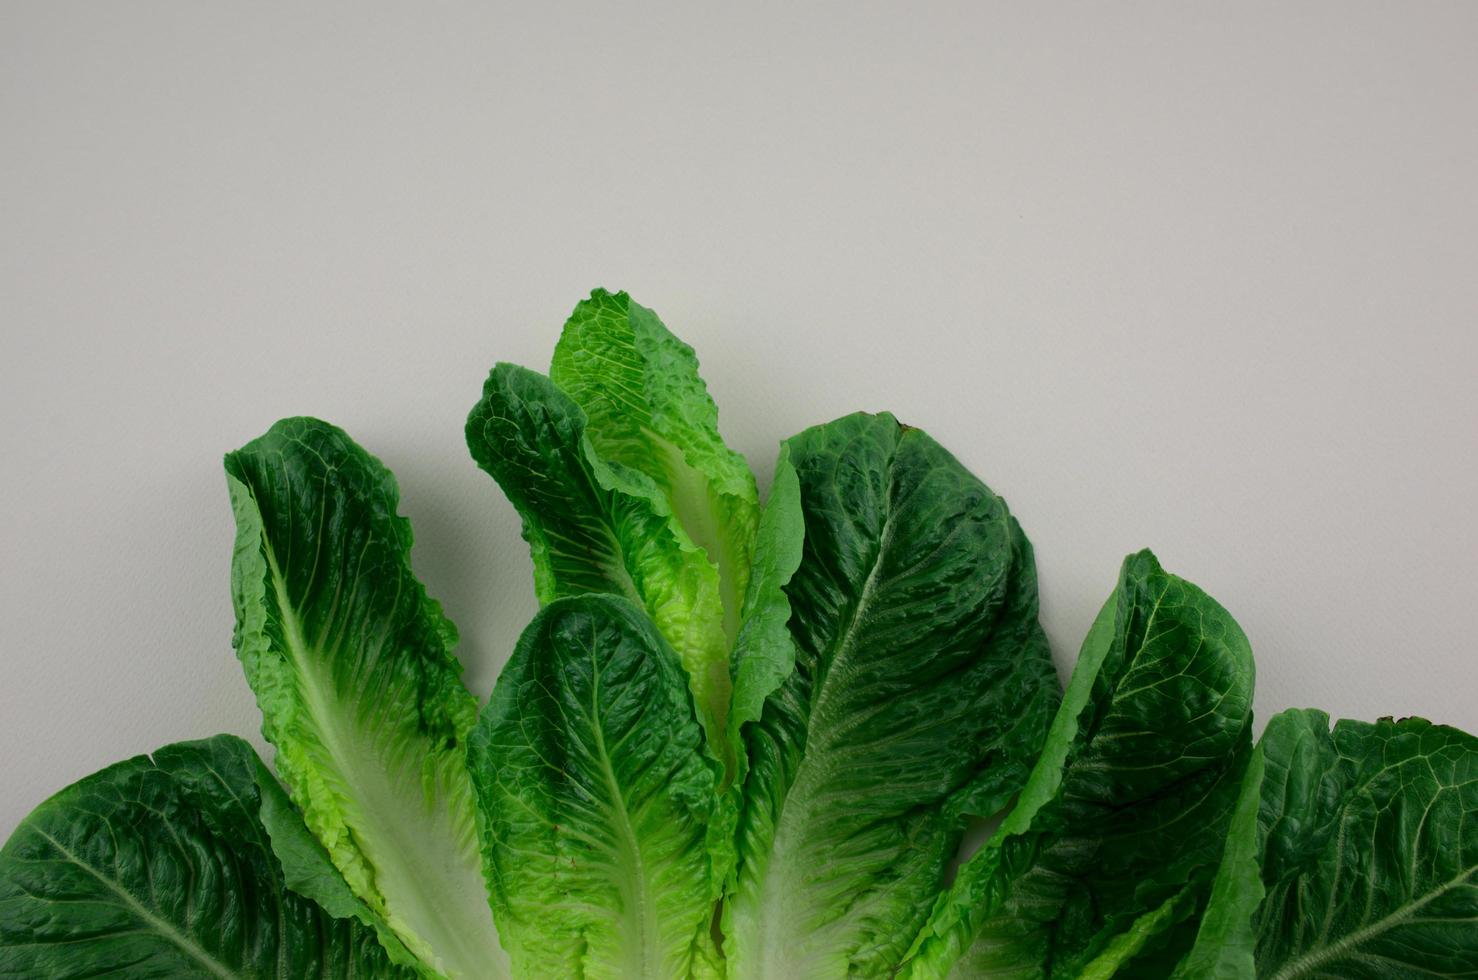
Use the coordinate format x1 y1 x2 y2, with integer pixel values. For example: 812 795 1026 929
2 289 1474 980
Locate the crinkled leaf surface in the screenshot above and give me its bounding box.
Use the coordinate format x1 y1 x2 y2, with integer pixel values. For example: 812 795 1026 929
904 550 1255 980
726 412 1061 979
466 362 733 755
0 735 410 979
550 288 760 644
1181 709 1478 979
468 594 720 980
226 417 504 979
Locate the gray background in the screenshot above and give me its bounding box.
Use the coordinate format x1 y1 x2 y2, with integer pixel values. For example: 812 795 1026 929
3 3 1476 838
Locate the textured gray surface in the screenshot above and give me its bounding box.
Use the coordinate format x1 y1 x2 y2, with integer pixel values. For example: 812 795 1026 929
3 2 1476 838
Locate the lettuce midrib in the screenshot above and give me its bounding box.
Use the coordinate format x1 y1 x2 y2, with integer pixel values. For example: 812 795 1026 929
262 543 499 979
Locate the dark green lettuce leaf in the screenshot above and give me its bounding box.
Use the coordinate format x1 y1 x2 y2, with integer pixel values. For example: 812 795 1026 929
1167 741 1265 980
726 412 1061 979
1177 709 1478 979
225 418 505 978
0 735 411 979
468 594 721 979
904 550 1255 979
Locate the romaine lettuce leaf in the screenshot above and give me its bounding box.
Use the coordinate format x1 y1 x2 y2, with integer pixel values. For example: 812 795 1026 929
466 291 761 766
467 594 721 979
466 362 734 758
550 288 760 644
254 750 417 968
726 412 1061 979
1167 742 1265 980
225 418 505 979
0 735 411 979
904 550 1255 979
725 442 804 791
11 283 1478 980
1177 709 1478 978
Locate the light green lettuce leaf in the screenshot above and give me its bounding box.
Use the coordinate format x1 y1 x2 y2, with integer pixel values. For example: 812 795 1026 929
0 735 412 979
550 288 760 644
466 362 733 758
726 412 1061 979
253 755 417 968
467 594 720 980
226 418 505 979
704 443 806 963
726 442 804 788
904 550 1255 979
